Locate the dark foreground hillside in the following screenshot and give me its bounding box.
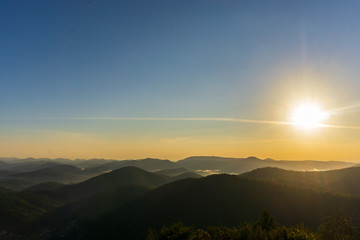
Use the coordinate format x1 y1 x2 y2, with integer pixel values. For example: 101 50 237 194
76 174 360 240
1 166 360 240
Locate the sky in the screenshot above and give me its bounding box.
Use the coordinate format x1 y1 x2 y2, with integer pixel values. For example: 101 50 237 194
1 0 360 161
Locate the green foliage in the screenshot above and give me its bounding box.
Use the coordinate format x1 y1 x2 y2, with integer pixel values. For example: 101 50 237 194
189 229 212 240
147 212 321 240
147 222 194 240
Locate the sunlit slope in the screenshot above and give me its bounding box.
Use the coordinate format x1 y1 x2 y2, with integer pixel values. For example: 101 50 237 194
0 190 62 232
241 166 360 196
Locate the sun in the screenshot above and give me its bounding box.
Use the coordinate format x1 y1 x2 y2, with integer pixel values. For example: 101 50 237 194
290 103 330 129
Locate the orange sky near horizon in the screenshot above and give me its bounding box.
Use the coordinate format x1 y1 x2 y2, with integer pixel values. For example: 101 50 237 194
1 120 359 162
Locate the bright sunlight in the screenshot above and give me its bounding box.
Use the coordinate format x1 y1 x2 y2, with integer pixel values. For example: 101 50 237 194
291 103 330 130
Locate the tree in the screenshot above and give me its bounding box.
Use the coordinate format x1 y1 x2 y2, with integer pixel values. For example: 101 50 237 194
257 210 275 232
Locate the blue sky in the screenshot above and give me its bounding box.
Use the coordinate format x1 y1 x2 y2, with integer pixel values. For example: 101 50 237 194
1 0 360 160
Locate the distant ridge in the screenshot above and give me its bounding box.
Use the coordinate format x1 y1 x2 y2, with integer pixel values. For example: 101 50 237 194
178 156 355 174
10 164 82 179
0 156 356 176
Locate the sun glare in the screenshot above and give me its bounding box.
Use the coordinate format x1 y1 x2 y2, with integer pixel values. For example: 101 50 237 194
291 103 329 130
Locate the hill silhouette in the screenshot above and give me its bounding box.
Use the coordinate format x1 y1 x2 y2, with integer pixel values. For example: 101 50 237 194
86 158 179 174
55 166 172 203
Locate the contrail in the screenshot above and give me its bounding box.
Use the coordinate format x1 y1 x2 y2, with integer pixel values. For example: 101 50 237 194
320 124 360 130
0 116 291 125
330 103 360 114
1 116 360 129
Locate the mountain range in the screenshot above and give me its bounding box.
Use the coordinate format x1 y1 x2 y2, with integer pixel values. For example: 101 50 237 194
0 156 359 239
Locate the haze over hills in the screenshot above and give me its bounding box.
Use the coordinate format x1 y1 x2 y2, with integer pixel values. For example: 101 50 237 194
0 156 356 192
0 164 103 190
1 156 356 172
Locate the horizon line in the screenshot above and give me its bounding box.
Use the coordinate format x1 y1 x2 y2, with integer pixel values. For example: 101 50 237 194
0 155 358 163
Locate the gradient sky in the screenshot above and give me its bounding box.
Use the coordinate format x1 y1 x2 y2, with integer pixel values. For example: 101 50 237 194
1 0 360 161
